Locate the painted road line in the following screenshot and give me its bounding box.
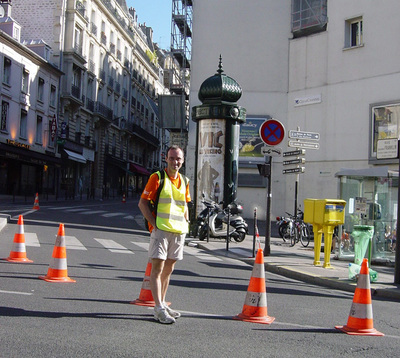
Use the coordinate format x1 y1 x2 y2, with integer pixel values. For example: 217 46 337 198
0 290 33 296
65 236 87 250
184 246 223 261
24 233 40 247
80 210 108 215
65 208 90 212
94 238 134 254
131 241 149 252
102 212 125 217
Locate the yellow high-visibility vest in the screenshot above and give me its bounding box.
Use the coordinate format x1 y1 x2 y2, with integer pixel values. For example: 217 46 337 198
156 173 188 234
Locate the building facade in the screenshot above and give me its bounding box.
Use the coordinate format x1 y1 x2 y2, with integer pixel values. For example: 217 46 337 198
9 0 168 199
0 2 63 197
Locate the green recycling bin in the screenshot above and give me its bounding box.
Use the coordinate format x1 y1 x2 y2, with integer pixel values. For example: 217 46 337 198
352 225 374 265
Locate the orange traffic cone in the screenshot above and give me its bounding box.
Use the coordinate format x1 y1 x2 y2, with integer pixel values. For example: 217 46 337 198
233 248 275 324
131 259 155 306
130 259 170 307
122 193 126 203
5 215 33 263
32 193 40 210
335 258 384 336
39 223 76 283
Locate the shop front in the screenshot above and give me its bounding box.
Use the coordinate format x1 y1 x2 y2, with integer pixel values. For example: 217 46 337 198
0 141 61 197
335 166 398 264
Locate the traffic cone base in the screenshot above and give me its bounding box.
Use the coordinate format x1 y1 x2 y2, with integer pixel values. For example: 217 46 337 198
335 258 383 336
39 224 75 283
32 193 40 210
5 215 33 263
130 259 170 306
233 248 275 324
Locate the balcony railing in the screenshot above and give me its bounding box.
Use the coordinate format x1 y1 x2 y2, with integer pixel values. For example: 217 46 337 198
99 69 106 82
110 43 115 54
101 32 107 46
88 59 95 73
94 101 113 120
86 98 95 112
127 122 159 147
108 76 114 88
71 84 81 99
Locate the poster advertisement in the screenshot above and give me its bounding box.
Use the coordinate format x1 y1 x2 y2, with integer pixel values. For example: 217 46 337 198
196 119 225 214
239 117 268 162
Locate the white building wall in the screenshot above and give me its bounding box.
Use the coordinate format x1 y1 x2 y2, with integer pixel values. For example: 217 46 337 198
190 0 400 219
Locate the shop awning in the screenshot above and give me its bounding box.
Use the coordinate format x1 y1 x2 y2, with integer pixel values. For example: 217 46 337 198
130 163 151 176
64 149 86 164
335 166 398 178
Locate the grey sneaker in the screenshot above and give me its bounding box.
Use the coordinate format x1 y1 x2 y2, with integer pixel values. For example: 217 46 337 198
154 306 175 324
165 305 181 319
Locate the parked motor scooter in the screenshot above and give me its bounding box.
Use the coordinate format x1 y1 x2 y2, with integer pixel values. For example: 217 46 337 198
195 195 248 242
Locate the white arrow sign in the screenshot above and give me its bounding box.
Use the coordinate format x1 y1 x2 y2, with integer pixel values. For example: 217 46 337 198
289 130 320 141
288 141 320 150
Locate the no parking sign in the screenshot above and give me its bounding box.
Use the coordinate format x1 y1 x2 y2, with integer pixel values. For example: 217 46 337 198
259 119 285 146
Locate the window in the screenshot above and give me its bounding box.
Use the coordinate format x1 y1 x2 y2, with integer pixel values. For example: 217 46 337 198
291 0 327 37
3 57 11 85
345 17 363 48
50 85 57 107
1 101 9 131
38 77 45 102
20 109 27 139
21 67 29 93
36 115 43 144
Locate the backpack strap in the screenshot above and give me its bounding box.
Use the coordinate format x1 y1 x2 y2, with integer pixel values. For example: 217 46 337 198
153 170 165 213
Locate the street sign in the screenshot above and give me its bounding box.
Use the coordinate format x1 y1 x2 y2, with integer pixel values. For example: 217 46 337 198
259 119 285 146
288 140 320 150
283 158 305 165
283 149 306 157
289 130 320 141
283 167 305 174
261 146 282 157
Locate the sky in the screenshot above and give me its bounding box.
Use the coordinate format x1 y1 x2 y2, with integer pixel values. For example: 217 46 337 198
126 0 172 50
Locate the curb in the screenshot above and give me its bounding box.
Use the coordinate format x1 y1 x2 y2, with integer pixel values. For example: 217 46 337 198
0 214 10 232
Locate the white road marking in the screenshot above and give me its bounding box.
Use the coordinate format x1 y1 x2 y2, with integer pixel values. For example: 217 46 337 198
65 236 87 250
0 290 33 296
131 242 150 251
80 210 108 215
102 212 125 217
184 246 223 261
94 238 134 254
24 233 40 247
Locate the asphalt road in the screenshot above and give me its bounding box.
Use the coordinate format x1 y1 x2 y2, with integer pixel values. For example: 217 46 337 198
1 200 399 357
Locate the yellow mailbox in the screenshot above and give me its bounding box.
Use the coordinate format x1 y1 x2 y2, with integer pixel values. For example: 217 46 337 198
304 199 346 268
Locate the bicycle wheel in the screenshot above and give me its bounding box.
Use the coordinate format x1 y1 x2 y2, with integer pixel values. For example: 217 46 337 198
289 225 296 247
300 224 310 247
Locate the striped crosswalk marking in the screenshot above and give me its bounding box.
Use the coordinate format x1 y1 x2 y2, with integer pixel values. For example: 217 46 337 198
65 208 89 212
184 246 223 261
65 236 87 250
94 238 134 254
102 212 125 217
131 241 149 251
24 233 40 247
81 210 108 215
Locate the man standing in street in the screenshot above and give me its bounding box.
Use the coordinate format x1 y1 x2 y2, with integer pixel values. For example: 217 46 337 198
138 145 191 324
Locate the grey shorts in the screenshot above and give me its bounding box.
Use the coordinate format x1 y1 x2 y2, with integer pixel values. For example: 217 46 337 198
149 229 186 261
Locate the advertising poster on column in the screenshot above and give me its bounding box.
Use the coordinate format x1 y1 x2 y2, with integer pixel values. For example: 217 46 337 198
239 117 268 162
197 119 226 214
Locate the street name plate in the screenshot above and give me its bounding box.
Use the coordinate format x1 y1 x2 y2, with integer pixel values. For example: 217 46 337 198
288 140 320 150
289 130 320 141
282 167 305 174
283 149 306 157
283 158 305 165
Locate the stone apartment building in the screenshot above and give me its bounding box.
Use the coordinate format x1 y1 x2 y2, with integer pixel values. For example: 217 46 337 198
7 0 170 199
0 1 63 197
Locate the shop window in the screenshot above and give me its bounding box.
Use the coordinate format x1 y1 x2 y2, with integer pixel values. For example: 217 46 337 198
3 57 11 85
20 109 27 139
345 17 363 48
36 115 43 144
1 101 9 132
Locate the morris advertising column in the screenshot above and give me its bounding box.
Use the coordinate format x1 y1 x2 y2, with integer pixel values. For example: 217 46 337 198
192 58 246 214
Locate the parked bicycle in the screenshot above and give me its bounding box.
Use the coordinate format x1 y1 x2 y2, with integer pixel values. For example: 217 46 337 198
283 210 311 247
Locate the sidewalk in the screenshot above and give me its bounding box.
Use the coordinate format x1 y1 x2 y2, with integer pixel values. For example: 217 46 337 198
190 232 400 301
